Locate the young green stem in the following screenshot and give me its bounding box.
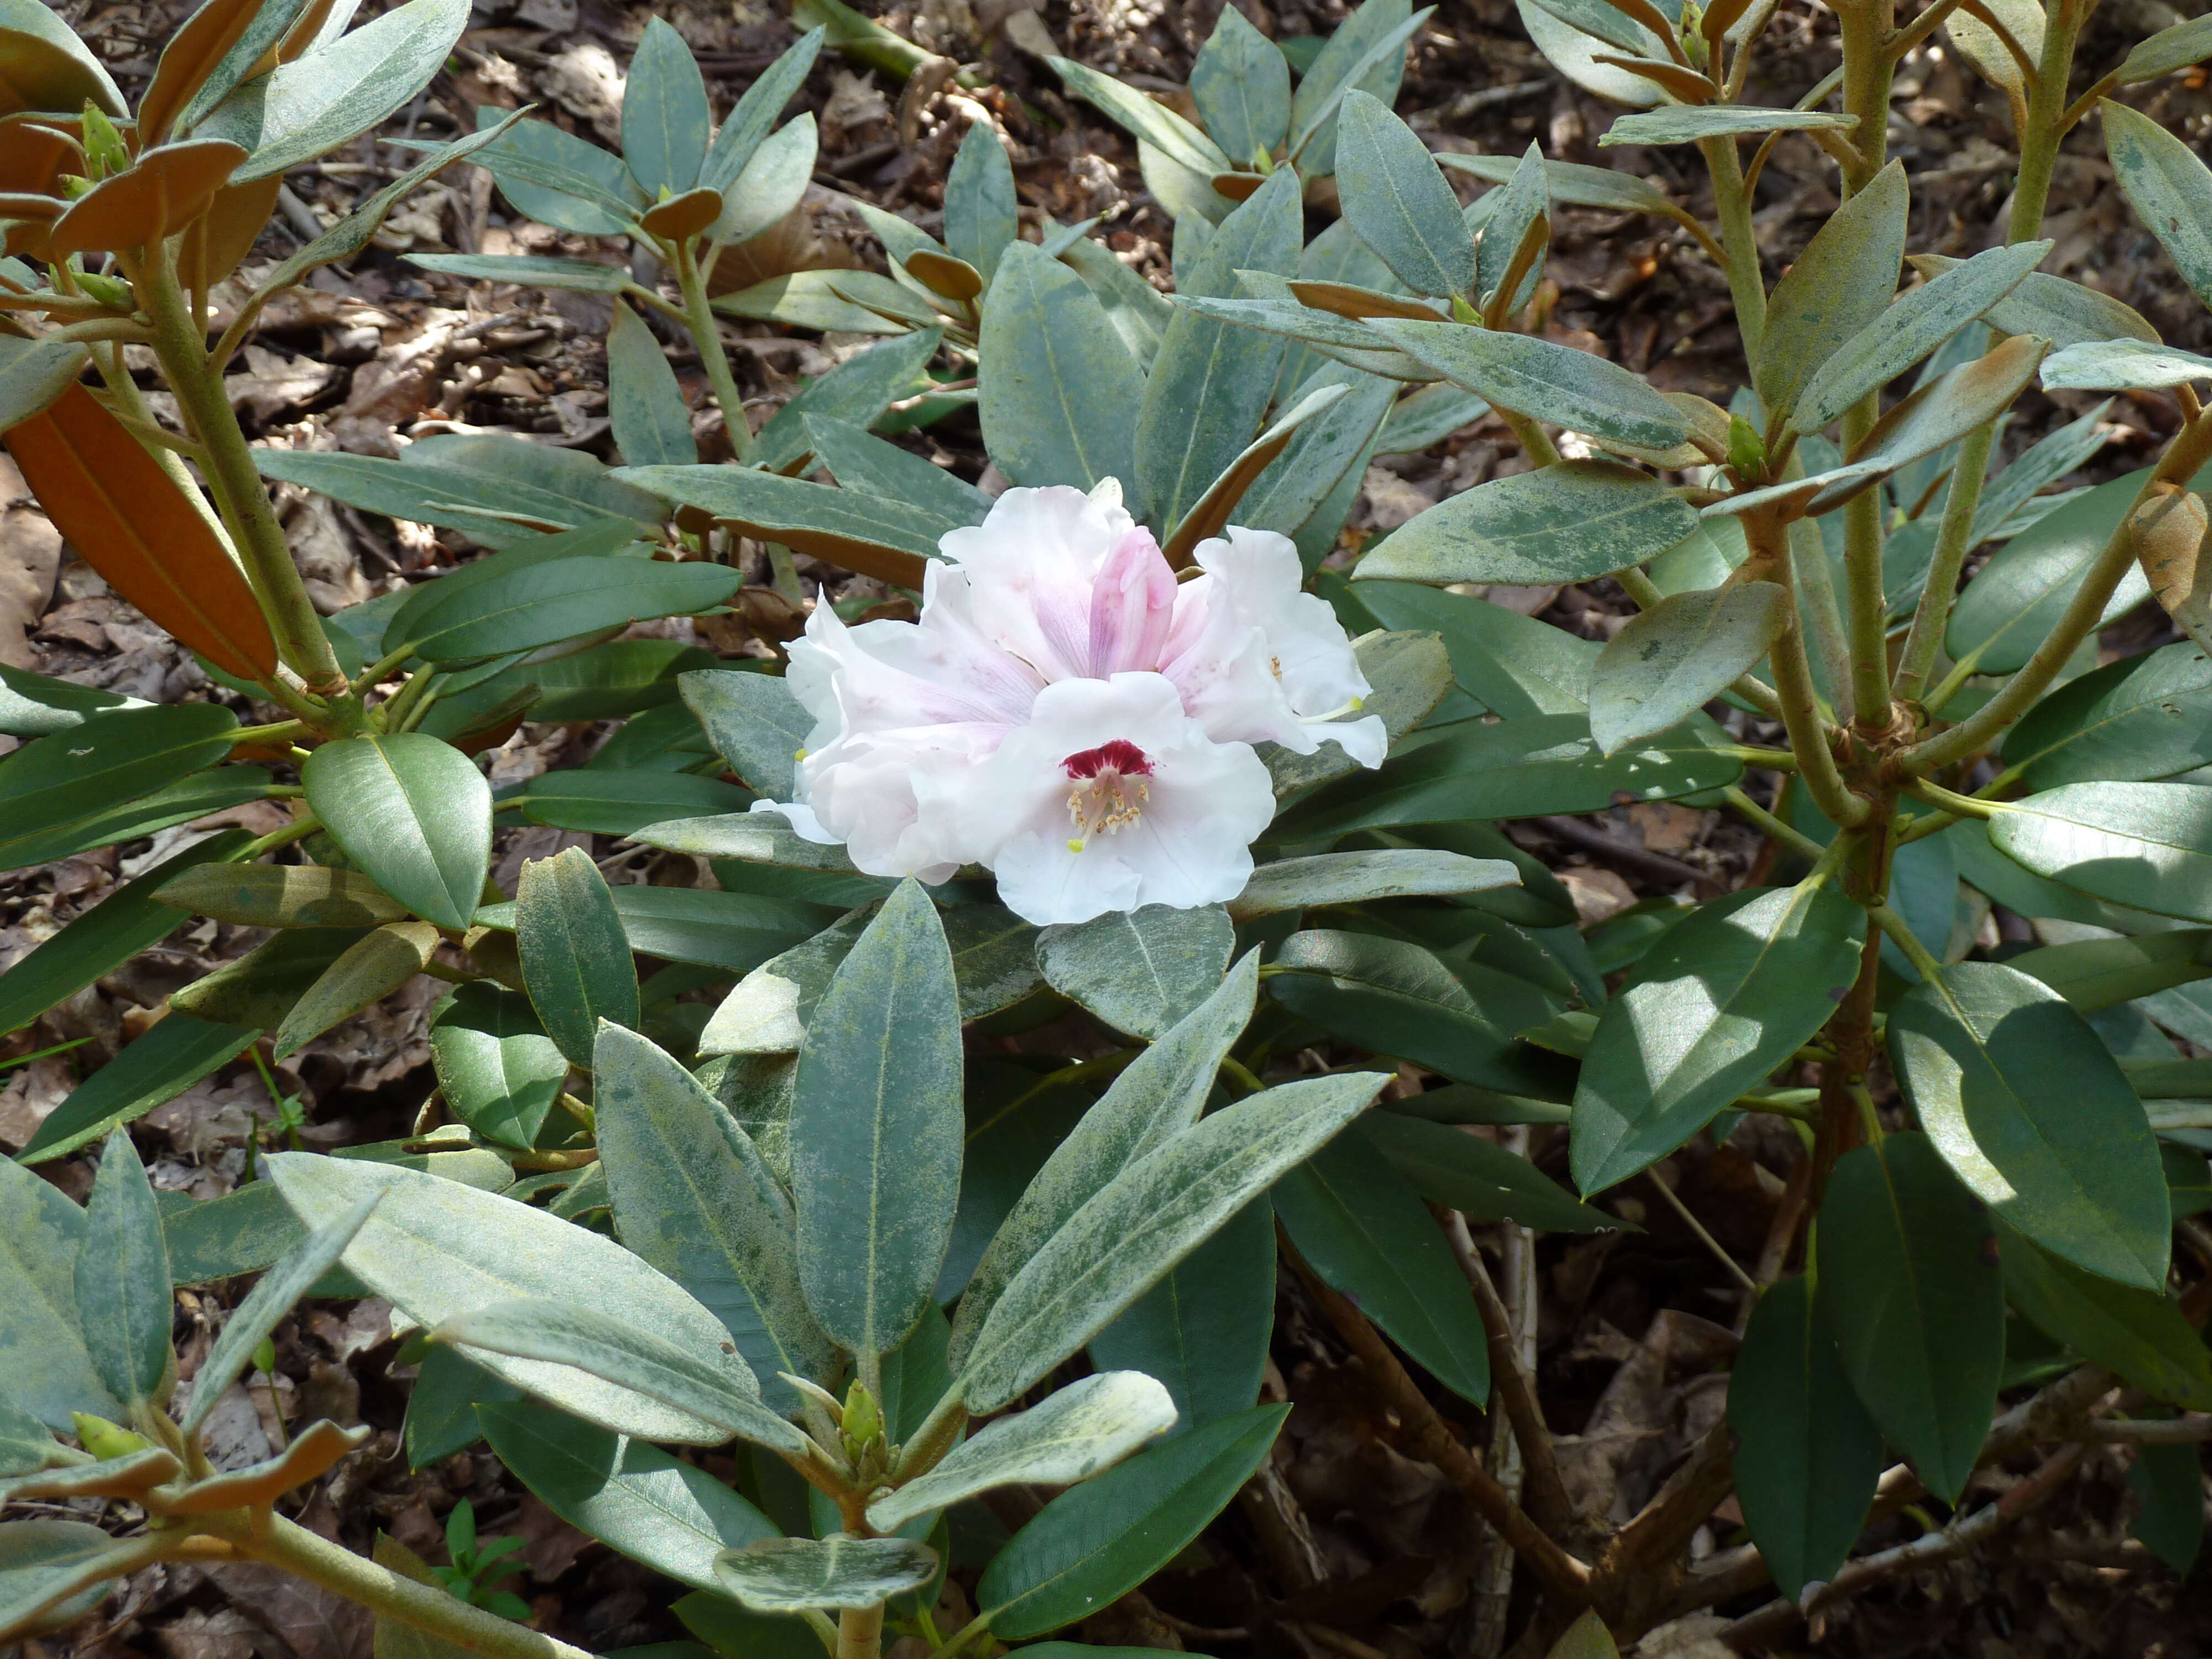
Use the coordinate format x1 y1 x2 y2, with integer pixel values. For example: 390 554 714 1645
672 238 753 463
1755 512 1868 826
1498 406 1562 469
139 246 351 706
1698 135 1767 369
837 1603 885 1659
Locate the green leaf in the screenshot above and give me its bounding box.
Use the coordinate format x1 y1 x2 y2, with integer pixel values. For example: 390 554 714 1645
303 734 490 933
1891 962 2168 1287
1286 0 1425 176
169 927 364 1030
382 519 647 653
801 416 992 530
1333 88 1477 299
748 327 946 474
957 1072 1383 1413
76 1129 172 1408
1228 849 1519 920
433 1298 809 1457
1048 56 1230 176
681 670 808 800
0 1158 114 1430
1588 582 1787 755
1440 149 1691 226
1272 712 1743 838
1601 105 1858 145
622 16 709 197
266 1151 738 1444
1355 459 1698 586
2003 640 2212 790
2119 12 2212 83
1570 882 1865 1192
0 705 237 874
1272 1130 1490 1403
1035 905 1233 1042
1989 782 2212 922
713 269 907 335
478 884 836 978
409 253 635 293
516 769 751 837
1474 143 1548 315
975 1404 1288 1639
467 112 643 234
1848 333 2050 486
2005 930 2212 1012
0 767 273 876
1727 1275 1881 1604
1354 581 1597 717
0 337 90 431
1175 285 1440 384
1756 159 1908 421
1239 367 1400 550
715 1536 936 1613
517 848 640 1067
717 119 813 246
593 1024 833 1413
1088 1199 1275 1436
701 28 821 193
1361 1112 1613 1230
1268 927 1566 1097
948 953 1259 1374
2105 101 2212 312
479 1399 774 1593
200 0 472 179
1816 1135 2003 1504
2130 1437 2204 1573
1370 320 1687 448
155 860 405 930
943 120 1018 285
1790 241 2051 435
607 301 699 468
183 1192 378 1435
0 664 145 739
1191 4 1290 165
2040 338 2212 392
615 467 940 589
1996 1224 2212 1410
273 919 439 1057
406 558 739 664
259 437 662 547
0 0 123 110
1138 169 1302 531
868 1371 1176 1532
0 832 247 1038
0 1520 142 1641
791 880 962 1361
429 984 568 1150
1516 0 1660 106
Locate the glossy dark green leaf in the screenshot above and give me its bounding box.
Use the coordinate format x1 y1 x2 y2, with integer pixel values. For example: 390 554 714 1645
200 0 471 179
1573 884 1865 1193
481 884 835 978
381 520 646 654
481 1399 775 1593
303 734 489 933
790 880 962 1361
0 1157 114 1430
515 848 640 1067
0 767 273 876
1369 320 1688 449
622 16 709 197
1274 1130 1489 1403
1756 160 1908 421
1088 1199 1274 1436
674 1589 819 1659
2006 931 2212 1011
976 1404 1288 1639
1354 581 1597 717
404 1345 519 1467
1989 782 2212 923
268 1152 735 1444
1268 927 1566 1097
1356 460 1697 587
1035 905 1233 1041
1996 1224 2212 1410
0 705 237 874
1727 1276 1883 1604
980 243 1147 499
1229 848 1519 920
1274 712 1743 838
407 559 738 664
0 665 144 739
273 919 439 1058
2004 642 2212 791
593 1024 833 1411
1138 168 1302 531
18 1016 260 1167
607 300 698 468
2105 101 2212 312
76 1129 172 1408
1333 88 1476 299
1893 969 2168 1292
1817 1135 2003 1504
616 467 938 589
155 860 406 930
429 983 568 1150
2130 1437 2205 1573
1190 3 1290 165
519 772 751 839
1359 1112 1617 1232
0 832 247 1039
1588 582 1786 755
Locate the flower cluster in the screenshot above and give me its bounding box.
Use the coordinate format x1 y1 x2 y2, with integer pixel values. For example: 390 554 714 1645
759 481 1386 926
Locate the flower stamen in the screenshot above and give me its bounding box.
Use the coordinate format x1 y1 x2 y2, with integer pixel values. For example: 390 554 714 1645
1062 740 1154 851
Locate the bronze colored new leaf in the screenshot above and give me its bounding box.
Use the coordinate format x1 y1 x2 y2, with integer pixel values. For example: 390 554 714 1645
48 138 248 258
3 383 277 681
639 185 724 241
2133 487 2212 656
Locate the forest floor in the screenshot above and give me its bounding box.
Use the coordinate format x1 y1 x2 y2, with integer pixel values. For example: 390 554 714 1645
7 0 2212 1653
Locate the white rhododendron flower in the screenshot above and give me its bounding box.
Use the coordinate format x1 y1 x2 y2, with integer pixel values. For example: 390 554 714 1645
757 479 1386 925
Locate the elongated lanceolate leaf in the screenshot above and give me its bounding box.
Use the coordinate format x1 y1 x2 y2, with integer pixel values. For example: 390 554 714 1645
1227 849 1518 920
0 705 237 874
1600 106 1858 146
2041 340 2212 392
302 733 491 932
1756 160 1908 421
979 246 1146 500
1989 782 2212 922
76 1129 172 1408
1333 88 1477 299
1356 460 1697 585
714 1535 937 1614
1997 1226 2212 1410
2104 101 2212 312
1035 905 1233 1042
1368 320 1687 449
517 848 639 1066
1588 582 1786 754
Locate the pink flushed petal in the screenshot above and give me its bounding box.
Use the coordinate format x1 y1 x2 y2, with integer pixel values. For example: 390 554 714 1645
1086 527 1178 677
937 485 1133 680
798 591 1040 737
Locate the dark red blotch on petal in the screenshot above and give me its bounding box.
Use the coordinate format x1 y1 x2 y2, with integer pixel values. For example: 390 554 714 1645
1063 739 1153 779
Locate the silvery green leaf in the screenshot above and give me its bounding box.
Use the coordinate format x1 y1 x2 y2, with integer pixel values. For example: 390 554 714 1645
713 1536 937 1613
2040 340 2212 392
680 670 809 800
2118 11 2212 83
866 1370 1177 1531
1600 106 1857 145
1757 160 1907 421
75 1129 171 1409
1367 320 1688 449
1227 850 1520 921
267 1152 735 1444
430 1298 812 1457
1910 254 2161 348
1049 55 1228 176
1332 88 1477 299
1355 458 1697 582
2105 101 2212 313
1035 905 1235 1042
946 953 1259 1374
956 1071 1386 1412
1588 582 1788 755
